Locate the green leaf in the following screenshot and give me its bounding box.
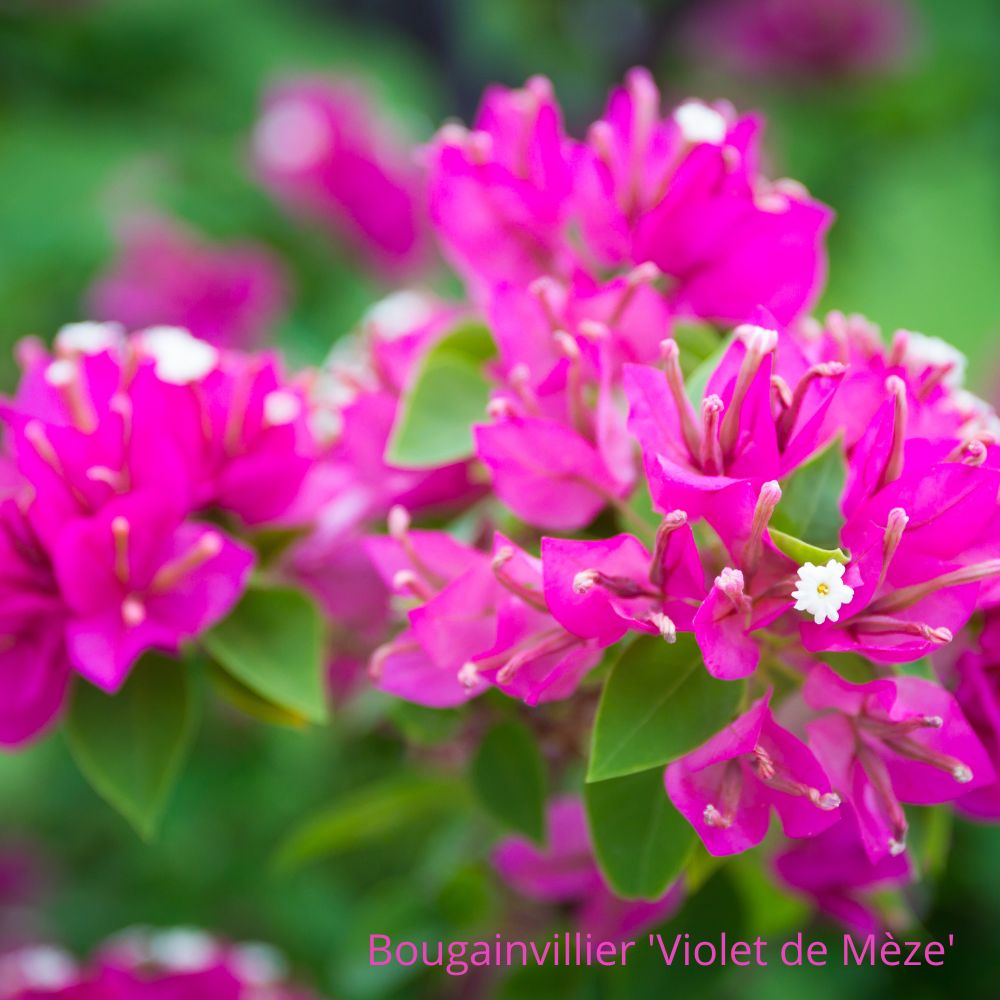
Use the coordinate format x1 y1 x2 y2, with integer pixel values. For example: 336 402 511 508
625 474 662 535
907 804 953 883
274 775 463 871
386 321 497 468
896 657 935 681
820 652 877 684
65 652 195 839
389 701 463 746
770 437 847 550
587 634 743 782
768 527 849 567
202 584 328 724
685 332 735 406
471 720 546 842
585 767 695 899
208 660 310 730
673 321 723 378
249 525 309 567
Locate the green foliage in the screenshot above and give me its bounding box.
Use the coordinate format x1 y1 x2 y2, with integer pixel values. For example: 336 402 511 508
585 766 695 899
896 657 935 681
770 437 847 551
588 635 743 782
769 527 849 567
202 584 328 725
208 659 311 729
387 321 497 468
673 321 723 377
471 719 547 842
275 774 465 872
685 331 735 405
65 652 196 838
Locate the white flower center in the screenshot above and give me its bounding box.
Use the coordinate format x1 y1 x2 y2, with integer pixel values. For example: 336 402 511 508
230 942 288 986
146 928 218 972
11 947 77 990
791 559 854 625
674 101 727 145
139 326 219 385
263 389 302 427
44 358 78 387
363 290 436 339
56 321 125 356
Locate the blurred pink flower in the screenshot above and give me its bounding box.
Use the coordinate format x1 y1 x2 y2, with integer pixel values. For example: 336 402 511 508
773 803 911 934
0 927 320 999
493 796 683 938
88 216 288 350
253 78 428 275
685 0 918 81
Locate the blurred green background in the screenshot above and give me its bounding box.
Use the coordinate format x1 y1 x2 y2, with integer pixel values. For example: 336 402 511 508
1 0 999 997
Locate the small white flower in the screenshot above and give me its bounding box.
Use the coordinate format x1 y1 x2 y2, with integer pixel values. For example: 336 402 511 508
262 390 302 427
791 559 854 625
674 101 727 145
55 321 125 356
10 947 77 990
139 326 219 385
230 942 288 986
363 290 437 339
147 927 218 972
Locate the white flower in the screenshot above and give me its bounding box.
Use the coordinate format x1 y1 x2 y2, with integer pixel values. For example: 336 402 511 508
5 947 77 990
674 101 727 145
791 560 854 625
363 290 437 339
262 390 302 427
139 326 219 385
55 321 125 356
146 927 219 972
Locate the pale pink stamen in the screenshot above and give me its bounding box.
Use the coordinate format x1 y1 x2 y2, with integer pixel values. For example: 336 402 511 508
660 339 703 462
150 533 223 594
111 516 130 585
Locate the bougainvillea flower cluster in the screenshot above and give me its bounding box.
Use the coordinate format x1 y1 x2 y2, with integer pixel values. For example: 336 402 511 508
0 322 316 744
3 68 999 939
0 928 319 999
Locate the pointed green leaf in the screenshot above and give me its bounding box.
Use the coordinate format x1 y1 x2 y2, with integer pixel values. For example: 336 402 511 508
66 652 195 838
587 634 743 782
386 321 497 468
202 584 327 724
770 437 847 550
585 767 695 899
769 527 849 567
471 720 546 842
208 660 310 729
